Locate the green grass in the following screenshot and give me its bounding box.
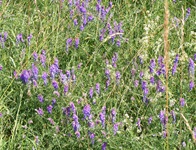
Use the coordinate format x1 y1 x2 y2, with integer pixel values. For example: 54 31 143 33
0 0 195 149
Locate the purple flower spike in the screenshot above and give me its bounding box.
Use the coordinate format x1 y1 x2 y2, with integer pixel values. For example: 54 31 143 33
16 34 24 45
116 71 121 84
189 58 195 77
150 76 155 84
47 105 53 114
102 142 107 150
52 80 59 90
180 98 185 107
35 108 44 116
185 8 191 21
137 118 141 130
189 81 194 91
70 102 76 114
96 83 100 95
37 94 44 103
73 19 78 26
42 72 48 85
99 112 105 128
40 54 46 67
32 64 39 80
148 116 153 125
83 104 91 120
75 131 80 138
113 123 119 135
33 52 38 61
52 99 56 107
66 38 72 52
0 65 2 71
20 70 31 84
27 34 33 45
90 133 95 145
75 38 79 49
134 80 139 87
170 110 176 123
47 118 55 125
159 110 167 129
89 87 93 99
64 84 69 95
194 54 196 61
193 127 196 139
149 59 156 73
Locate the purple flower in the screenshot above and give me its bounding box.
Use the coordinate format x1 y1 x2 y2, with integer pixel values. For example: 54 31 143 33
75 131 80 138
72 114 80 131
0 65 2 71
150 76 155 84
189 58 195 77
73 19 78 26
163 130 167 138
75 38 79 49
66 70 71 79
52 99 56 107
111 108 116 124
102 142 107 150
52 80 59 90
148 116 153 125
0 112 3 118
40 54 46 67
149 59 156 73
47 105 53 114
189 80 194 91
47 118 55 125
62 106 71 117
66 38 72 52
88 15 94 21
116 71 121 84
70 102 76 114
194 54 196 61
185 8 191 21
35 108 44 116
89 133 95 145
159 110 167 129
64 84 69 95
180 98 185 107
116 39 121 47
33 52 38 61
42 72 48 85
170 110 176 123
113 123 119 135
27 34 33 45
137 118 141 130
89 87 93 99
134 80 139 87
141 81 147 90
32 64 39 80
140 71 144 78
96 83 100 95
83 104 91 120
16 34 24 45
50 64 58 79
99 112 105 128
156 80 165 93
105 69 110 79
20 70 31 84
37 94 44 103
105 79 110 89
193 127 196 139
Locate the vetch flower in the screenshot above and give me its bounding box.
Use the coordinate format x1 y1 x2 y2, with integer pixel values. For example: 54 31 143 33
159 110 167 129
52 80 59 90
33 52 38 61
189 80 194 91
134 80 139 87
40 54 46 67
111 108 116 124
137 118 141 130
75 38 79 49
37 94 44 103
70 102 76 114
72 114 80 131
170 110 176 123
148 116 153 125
102 142 107 150
47 118 55 125
149 59 156 73
73 19 78 26
16 34 24 45
180 98 185 107
20 70 31 84
27 34 33 45
150 76 155 84
116 71 121 84
185 8 191 21
99 112 105 128
189 58 195 77
42 72 48 85
47 105 53 114
66 38 72 52
75 131 80 138
83 104 91 120
0 65 2 71
32 64 39 80
96 83 100 95
35 108 44 116
89 87 93 99
64 84 69 95
52 99 56 107
89 133 95 145
113 123 119 135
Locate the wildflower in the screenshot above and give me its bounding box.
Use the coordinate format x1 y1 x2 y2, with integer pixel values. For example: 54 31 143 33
64 84 69 95
185 8 191 21
150 76 155 84
37 94 44 103
47 105 53 114
148 116 153 125
53 91 60 97
116 71 121 84
194 54 196 61
27 34 33 45
88 15 94 21
52 80 58 90
35 136 39 145
134 80 139 87
32 64 39 80
56 126 60 133
78 63 82 69
72 114 80 131
70 102 76 114
156 80 165 92
88 121 95 128
75 131 80 138
149 59 156 73
33 52 38 61
137 118 141 130
0 112 2 118
163 130 167 138
96 83 100 95
52 99 56 107
16 34 24 45
42 72 48 85
62 106 71 117
159 110 167 129
47 118 55 125
189 58 195 76
102 142 107 150
89 133 95 145
113 123 119 135
35 108 44 116
0 65 2 71
170 110 176 123
40 54 46 67
66 70 71 79
105 69 110 79
99 112 105 128
194 127 196 139
75 38 79 49
182 141 186 147
180 98 185 107
111 108 116 124
189 80 194 91
73 19 78 26
116 39 121 47
83 104 91 120
89 87 93 99
20 70 31 84
102 106 106 115
66 38 72 52
50 64 58 79
0 32 8 48
105 79 110 89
